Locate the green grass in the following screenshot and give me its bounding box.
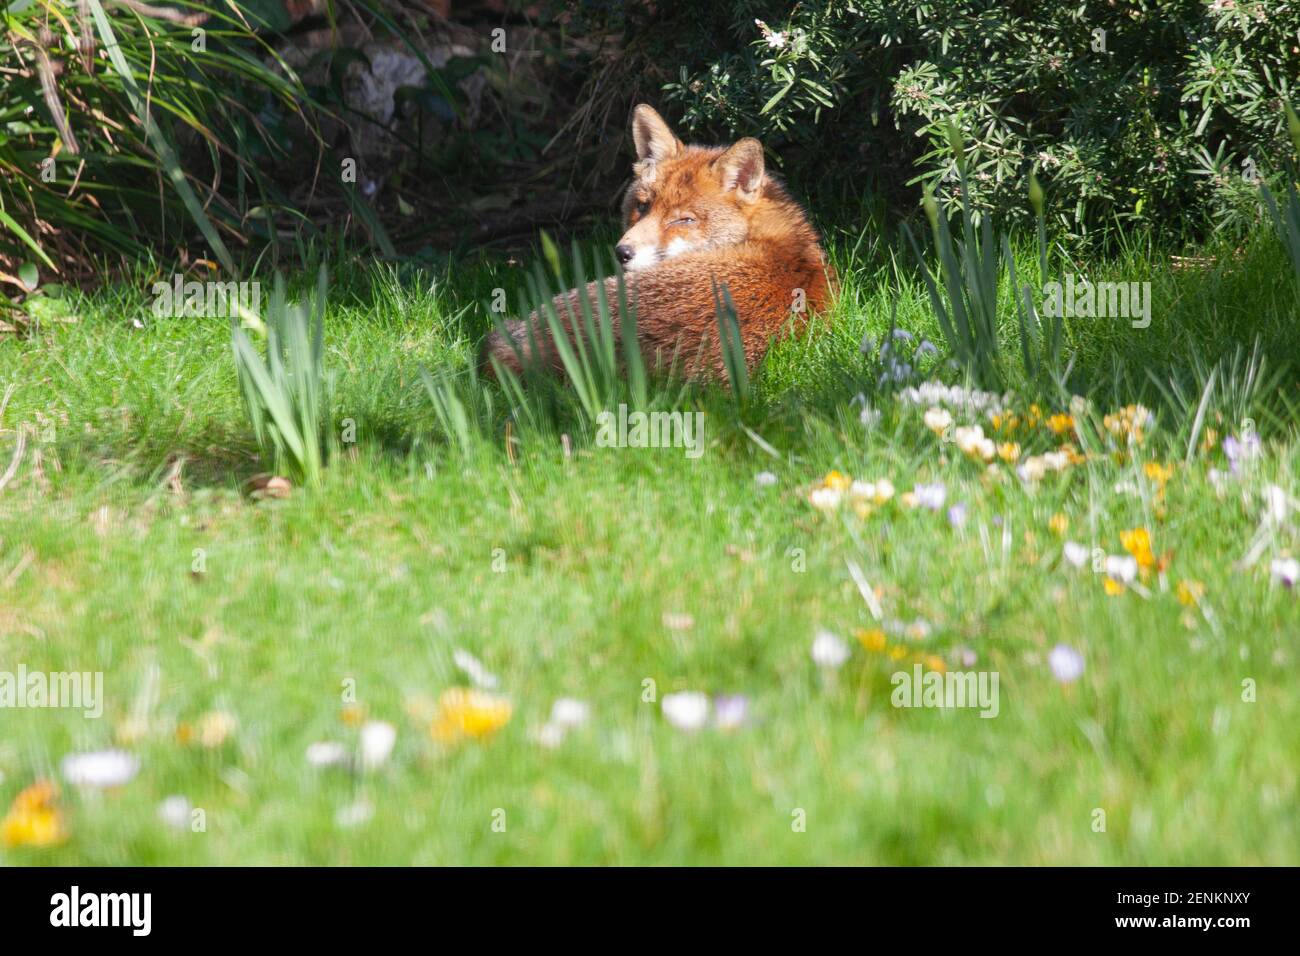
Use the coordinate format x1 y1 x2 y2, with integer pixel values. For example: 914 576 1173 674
0 231 1298 864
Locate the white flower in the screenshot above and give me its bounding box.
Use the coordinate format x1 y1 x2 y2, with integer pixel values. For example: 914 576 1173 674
1048 644 1085 683
60 749 140 789
1271 557 1299 588
158 795 192 830
533 723 566 749
755 471 778 487
1062 541 1089 568
923 407 953 434
898 380 1008 416
1018 458 1047 482
1262 485 1289 524
662 692 710 731
550 698 590 729
858 397 881 430
1042 451 1070 471
849 479 876 501
952 424 981 452
811 629 851 669
873 478 895 502
359 721 397 770
336 800 374 828
1104 554 1139 584
809 486 843 511
453 648 499 689
305 741 349 768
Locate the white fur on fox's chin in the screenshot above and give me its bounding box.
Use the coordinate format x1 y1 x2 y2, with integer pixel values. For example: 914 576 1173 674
623 247 660 271
622 238 696 271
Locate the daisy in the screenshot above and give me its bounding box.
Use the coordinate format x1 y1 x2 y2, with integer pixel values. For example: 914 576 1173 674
359 721 397 770
811 629 851 669
661 692 710 731
305 741 349 768
550 698 591 729
60 750 140 789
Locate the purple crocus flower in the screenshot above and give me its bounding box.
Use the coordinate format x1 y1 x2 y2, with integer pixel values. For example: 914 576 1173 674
914 482 947 511
713 695 750 730
1223 432 1261 473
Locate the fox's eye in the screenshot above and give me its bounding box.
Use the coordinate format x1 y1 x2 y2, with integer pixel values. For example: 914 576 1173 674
635 201 651 216
671 216 697 226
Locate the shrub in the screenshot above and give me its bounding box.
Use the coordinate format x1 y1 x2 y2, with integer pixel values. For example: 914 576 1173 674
659 0 1300 242
0 0 320 278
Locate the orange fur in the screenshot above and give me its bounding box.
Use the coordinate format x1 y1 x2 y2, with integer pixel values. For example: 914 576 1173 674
482 105 836 380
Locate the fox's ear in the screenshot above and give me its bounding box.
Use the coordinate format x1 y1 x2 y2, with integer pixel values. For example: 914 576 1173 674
632 105 681 165
715 138 765 201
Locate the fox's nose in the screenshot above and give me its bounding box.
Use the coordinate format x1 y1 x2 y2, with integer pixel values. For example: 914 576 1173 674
614 244 635 265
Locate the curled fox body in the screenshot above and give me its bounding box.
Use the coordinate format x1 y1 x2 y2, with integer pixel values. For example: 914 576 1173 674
482 105 835 379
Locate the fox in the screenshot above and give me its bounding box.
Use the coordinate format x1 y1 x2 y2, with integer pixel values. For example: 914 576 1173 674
481 104 835 380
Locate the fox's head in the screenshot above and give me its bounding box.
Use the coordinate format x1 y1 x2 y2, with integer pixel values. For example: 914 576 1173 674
615 105 768 271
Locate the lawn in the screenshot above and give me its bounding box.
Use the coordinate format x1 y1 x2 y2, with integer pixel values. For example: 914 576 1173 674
0 229 1297 865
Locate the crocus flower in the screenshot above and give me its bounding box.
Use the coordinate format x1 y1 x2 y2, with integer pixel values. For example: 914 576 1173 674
713 695 750 730
808 486 842 511
1048 644 1085 683
0 780 66 848
1223 432 1261 472
913 482 947 511
1120 528 1157 572
430 688 512 744
923 407 953 435
1271 557 1299 588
